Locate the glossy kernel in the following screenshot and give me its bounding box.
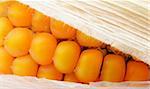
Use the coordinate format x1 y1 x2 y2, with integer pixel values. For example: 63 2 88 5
4 28 33 57
29 33 57 65
12 55 38 76
75 49 103 83
8 2 34 27
100 54 126 82
125 61 149 81
54 41 80 73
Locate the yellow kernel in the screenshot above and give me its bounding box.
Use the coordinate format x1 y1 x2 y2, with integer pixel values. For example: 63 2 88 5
37 64 63 80
32 11 50 32
29 33 57 65
125 61 149 81
0 47 14 74
51 18 76 39
75 49 103 83
54 41 80 73
100 54 126 82
76 30 102 47
12 55 38 76
4 28 33 57
8 2 34 26
0 17 13 46
64 72 79 82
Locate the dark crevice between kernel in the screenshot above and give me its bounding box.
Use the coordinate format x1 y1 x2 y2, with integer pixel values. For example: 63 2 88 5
107 49 114 54
61 74 65 81
57 39 68 44
124 55 132 80
106 45 114 54
35 64 40 77
80 46 88 51
97 50 106 82
100 43 107 49
125 55 133 63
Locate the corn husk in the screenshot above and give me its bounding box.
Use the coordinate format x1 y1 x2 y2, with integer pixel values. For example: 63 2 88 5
0 0 149 89
0 75 149 89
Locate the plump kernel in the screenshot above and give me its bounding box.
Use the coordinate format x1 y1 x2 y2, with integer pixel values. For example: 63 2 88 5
100 54 126 82
4 28 33 57
75 49 103 83
125 61 149 81
12 55 38 76
29 33 57 65
54 41 80 73
8 2 34 26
